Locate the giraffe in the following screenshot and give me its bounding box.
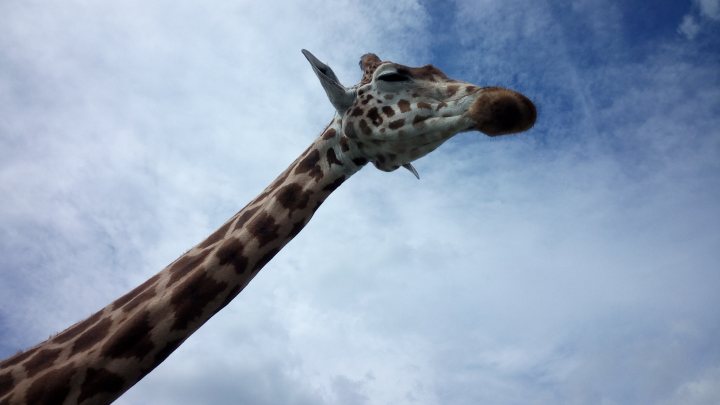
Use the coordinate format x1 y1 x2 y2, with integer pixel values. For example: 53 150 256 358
0 50 536 404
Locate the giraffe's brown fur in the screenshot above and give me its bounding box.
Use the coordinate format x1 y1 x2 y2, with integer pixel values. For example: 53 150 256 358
0 51 535 404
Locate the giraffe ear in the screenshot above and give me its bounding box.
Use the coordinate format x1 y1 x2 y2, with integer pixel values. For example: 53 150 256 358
302 49 356 114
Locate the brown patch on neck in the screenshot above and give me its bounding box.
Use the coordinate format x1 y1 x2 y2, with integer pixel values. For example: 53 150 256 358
23 348 62 378
170 272 228 331
167 254 207 286
25 363 76 404
216 238 248 275
233 206 260 231
71 317 113 355
275 183 312 213
247 213 280 248
78 368 126 404
0 371 13 398
294 149 324 181
101 311 155 359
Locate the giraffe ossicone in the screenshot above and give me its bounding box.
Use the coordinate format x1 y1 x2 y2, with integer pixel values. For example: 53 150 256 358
0 50 535 404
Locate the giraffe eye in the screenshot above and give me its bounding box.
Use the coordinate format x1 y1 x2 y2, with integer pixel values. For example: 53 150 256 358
377 73 410 82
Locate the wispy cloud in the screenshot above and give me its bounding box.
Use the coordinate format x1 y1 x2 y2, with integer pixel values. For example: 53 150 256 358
698 0 720 19
679 0 720 39
679 14 702 39
1 0 719 404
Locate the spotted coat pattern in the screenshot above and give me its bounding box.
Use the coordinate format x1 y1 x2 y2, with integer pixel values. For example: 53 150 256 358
0 51 535 405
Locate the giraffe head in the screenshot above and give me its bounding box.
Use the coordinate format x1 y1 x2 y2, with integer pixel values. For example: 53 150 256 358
303 50 536 175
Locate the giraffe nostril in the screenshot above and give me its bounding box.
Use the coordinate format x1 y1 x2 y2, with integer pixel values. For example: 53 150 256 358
491 98 522 132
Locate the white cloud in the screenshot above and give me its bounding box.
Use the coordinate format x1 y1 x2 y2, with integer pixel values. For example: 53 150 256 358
698 0 720 20
679 0 720 39
662 367 720 405
679 14 701 39
2 0 720 404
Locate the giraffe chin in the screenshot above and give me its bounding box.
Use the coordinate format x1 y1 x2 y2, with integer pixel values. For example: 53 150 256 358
469 87 537 136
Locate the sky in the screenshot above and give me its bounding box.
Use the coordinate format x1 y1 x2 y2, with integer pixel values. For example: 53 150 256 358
1 0 719 404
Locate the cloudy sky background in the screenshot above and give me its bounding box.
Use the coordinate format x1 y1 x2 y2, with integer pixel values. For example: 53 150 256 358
1 0 719 404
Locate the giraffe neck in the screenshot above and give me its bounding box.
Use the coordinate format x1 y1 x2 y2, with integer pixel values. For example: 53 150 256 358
0 117 366 404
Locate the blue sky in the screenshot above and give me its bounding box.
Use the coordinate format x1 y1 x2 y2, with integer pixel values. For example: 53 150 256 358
1 1 719 404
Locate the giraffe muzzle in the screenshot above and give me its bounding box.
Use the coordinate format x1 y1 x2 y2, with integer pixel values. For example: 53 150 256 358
469 87 537 136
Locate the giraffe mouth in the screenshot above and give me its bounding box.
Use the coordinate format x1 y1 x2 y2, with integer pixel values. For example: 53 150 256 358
469 87 537 136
